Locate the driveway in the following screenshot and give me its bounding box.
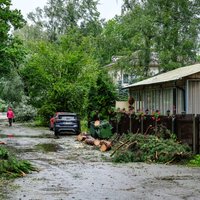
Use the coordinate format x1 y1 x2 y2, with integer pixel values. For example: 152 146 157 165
0 122 200 200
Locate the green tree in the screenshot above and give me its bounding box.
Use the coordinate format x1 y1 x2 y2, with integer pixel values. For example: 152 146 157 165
95 18 126 65
27 0 101 41
0 0 25 76
20 28 99 120
122 0 200 73
122 5 155 77
87 69 117 122
0 72 24 105
151 0 200 70
14 24 48 43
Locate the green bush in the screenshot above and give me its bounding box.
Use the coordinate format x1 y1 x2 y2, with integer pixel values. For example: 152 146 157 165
33 115 48 127
14 96 37 122
37 103 57 126
81 119 89 132
188 155 200 167
0 99 7 112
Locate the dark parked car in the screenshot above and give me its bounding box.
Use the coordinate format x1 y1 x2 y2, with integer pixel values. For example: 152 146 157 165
50 112 81 136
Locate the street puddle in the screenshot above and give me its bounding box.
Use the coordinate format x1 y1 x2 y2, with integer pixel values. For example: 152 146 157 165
35 143 63 152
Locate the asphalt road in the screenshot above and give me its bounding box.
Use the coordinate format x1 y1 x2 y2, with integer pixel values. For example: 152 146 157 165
0 122 200 200
0 112 7 120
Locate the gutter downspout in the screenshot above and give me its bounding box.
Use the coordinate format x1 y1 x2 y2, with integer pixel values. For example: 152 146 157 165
173 88 176 115
173 82 177 115
186 80 189 114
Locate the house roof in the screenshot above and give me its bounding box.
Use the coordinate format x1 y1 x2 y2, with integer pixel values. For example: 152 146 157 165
124 63 200 88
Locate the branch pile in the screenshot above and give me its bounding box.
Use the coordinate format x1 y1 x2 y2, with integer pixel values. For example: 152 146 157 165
110 133 192 164
0 146 37 179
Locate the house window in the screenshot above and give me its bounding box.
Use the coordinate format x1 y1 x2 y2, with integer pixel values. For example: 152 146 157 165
132 88 173 115
123 74 129 84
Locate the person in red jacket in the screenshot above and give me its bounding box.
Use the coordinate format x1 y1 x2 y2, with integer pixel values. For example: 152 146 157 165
7 107 15 126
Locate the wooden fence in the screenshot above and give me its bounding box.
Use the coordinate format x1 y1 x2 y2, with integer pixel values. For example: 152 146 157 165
109 113 200 154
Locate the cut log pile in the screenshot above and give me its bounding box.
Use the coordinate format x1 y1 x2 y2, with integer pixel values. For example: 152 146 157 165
76 132 113 152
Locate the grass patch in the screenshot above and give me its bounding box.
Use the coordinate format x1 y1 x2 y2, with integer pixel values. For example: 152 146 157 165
187 154 200 167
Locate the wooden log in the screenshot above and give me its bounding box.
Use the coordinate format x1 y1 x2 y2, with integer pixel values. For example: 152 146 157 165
94 120 100 127
100 140 111 145
77 134 83 141
76 133 90 141
84 138 95 145
94 139 101 146
100 140 112 152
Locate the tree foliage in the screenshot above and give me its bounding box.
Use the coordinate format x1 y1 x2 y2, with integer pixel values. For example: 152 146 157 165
20 28 100 120
27 0 101 41
0 72 24 105
0 0 25 76
0 0 199 124
121 0 200 73
87 69 117 122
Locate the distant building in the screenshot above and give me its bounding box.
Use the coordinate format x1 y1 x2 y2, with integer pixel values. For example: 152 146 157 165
105 53 159 88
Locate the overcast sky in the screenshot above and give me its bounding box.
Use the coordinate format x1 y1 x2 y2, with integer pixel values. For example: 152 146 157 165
11 0 123 21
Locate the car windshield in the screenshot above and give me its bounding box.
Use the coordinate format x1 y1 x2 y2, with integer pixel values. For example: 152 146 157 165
58 115 76 120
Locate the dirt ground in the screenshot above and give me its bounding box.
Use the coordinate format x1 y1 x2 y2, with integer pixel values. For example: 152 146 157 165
0 120 200 200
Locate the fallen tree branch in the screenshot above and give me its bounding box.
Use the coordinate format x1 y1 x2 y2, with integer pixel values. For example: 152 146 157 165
126 141 137 150
110 140 130 157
